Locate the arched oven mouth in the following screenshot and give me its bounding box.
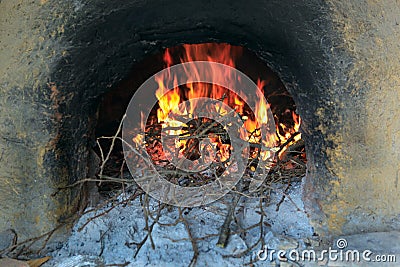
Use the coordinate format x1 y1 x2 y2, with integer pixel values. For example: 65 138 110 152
53 43 313 264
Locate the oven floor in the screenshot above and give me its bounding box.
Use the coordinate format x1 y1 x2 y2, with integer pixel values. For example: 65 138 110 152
44 180 313 266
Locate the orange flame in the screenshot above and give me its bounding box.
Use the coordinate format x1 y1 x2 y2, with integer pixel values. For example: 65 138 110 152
142 43 301 164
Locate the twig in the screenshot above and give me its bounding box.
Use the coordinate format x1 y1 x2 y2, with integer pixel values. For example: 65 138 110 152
78 190 143 232
125 195 165 258
276 177 291 212
98 114 126 186
104 262 130 267
217 187 242 248
276 132 301 155
0 219 70 256
223 197 266 259
178 207 199 267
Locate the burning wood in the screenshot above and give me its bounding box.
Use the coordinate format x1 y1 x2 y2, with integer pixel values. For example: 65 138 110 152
127 43 305 188
96 43 306 194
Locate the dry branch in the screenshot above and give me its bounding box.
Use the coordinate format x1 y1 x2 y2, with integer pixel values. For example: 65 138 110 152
217 185 242 248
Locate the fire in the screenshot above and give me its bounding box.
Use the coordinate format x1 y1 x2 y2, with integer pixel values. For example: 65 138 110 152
141 43 301 167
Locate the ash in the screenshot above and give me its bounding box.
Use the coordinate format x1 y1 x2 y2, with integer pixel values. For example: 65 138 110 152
44 179 313 267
